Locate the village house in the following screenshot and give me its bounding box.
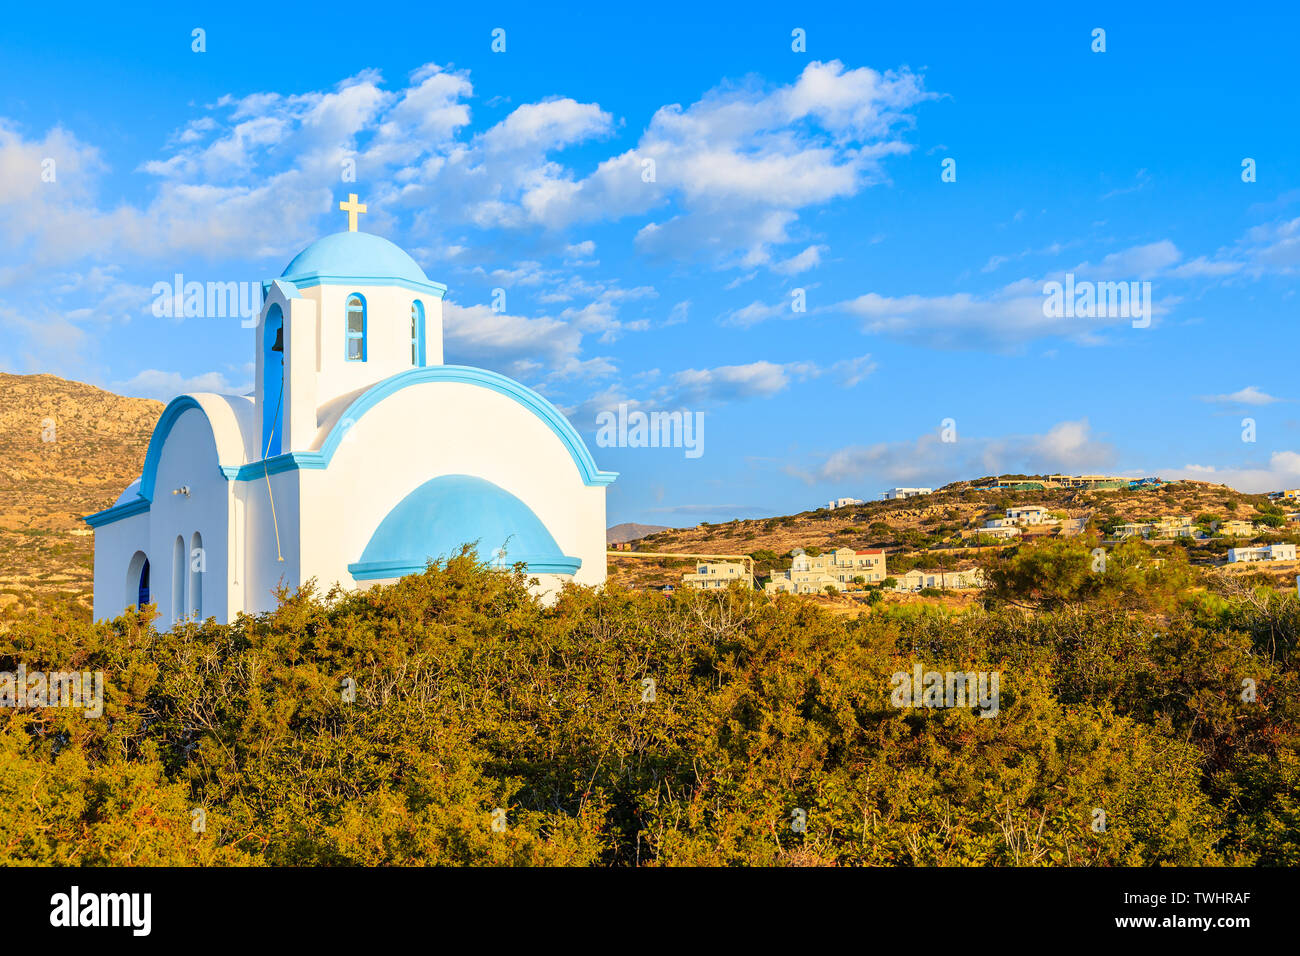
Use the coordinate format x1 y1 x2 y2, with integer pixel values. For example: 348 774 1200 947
962 526 1022 541
890 568 985 592
682 561 753 590
1115 516 1200 540
1216 519 1257 537
881 487 932 500
1228 543 1298 564
826 496 864 510
1152 516 1200 539
1005 505 1052 526
764 547 887 595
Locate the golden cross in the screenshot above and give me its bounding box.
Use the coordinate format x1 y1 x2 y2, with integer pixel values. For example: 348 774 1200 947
339 193 367 232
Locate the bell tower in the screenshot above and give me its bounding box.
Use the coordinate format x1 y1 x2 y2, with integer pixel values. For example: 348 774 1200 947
254 198 448 462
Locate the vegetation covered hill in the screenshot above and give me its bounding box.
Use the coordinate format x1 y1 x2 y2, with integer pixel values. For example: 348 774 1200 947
2 541 1297 866
608 480 1298 591
0 374 160 616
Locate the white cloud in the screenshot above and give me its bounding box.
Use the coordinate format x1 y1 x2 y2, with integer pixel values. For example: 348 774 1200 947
507 60 932 268
789 418 1115 486
1199 385 1286 407
1163 452 1300 495
669 360 804 404
442 300 588 380
772 244 827 275
833 241 1180 351
112 368 249 402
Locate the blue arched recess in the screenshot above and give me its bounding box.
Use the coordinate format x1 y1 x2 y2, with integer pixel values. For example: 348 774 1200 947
262 304 284 457
347 474 582 580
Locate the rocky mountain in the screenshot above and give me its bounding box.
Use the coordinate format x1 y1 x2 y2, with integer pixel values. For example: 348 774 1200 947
606 522 671 545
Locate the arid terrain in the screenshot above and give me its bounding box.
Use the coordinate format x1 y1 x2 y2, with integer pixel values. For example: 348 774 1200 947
0 373 160 616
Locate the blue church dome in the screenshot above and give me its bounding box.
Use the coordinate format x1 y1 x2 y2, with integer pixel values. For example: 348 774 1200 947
280 231 430 284
348 474 582 580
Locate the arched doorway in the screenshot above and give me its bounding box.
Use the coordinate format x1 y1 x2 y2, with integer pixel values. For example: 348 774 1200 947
262 303 284 458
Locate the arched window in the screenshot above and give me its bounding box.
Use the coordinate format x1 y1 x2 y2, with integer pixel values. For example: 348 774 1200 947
127 551 150 609
345 293 366 361
171 535 186 623
410 300 426 366
189 531 204 619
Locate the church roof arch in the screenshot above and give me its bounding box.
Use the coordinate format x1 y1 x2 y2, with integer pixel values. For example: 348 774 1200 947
315 365 618 487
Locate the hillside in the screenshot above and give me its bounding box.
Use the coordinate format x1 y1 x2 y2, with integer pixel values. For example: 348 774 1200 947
607 479 1296 592
0 373 160 615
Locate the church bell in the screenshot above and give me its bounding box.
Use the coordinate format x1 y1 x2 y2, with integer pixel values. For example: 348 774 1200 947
270 326 284 352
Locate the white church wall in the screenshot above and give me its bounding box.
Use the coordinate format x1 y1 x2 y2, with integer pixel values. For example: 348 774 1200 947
283 295 319 452
571 484 608 588
295 381 605 593
92 512 150 620
236 467 301 616
143 406 230 628
300 284 445 412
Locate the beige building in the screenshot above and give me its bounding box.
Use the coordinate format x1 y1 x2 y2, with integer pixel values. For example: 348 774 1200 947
1216 519 1257 537
1116 516 1199 540
1152 516 1199 539
891 568 985 592
765 547 887 595
962 526 1021 541
682 561 753 590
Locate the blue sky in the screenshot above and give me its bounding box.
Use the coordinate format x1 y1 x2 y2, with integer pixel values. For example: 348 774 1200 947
2 1 1298 525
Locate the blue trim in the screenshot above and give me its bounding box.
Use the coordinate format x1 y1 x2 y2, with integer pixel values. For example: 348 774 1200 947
84 495 150 528
259 278 303 301
349 556 583 580
139 396 202 502
284 274 448 299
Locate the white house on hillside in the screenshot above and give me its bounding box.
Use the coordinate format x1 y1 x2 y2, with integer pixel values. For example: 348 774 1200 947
882 487 932 500
1228 543 1297 564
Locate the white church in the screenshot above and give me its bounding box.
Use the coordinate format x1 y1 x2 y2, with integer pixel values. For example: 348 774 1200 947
86 196 615 626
